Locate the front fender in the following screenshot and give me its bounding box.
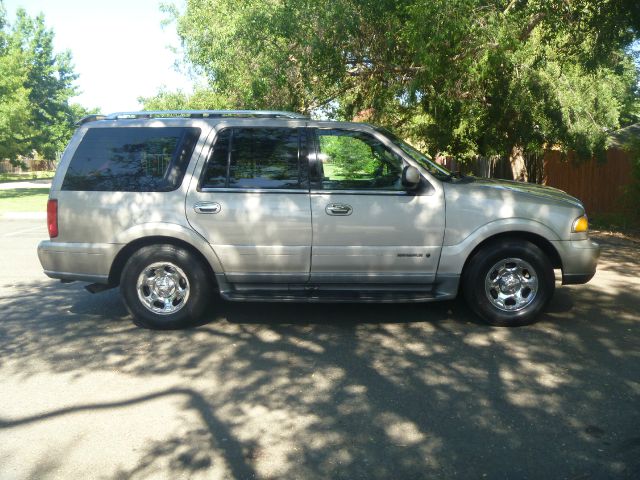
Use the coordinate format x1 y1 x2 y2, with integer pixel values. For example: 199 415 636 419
438 218 561 276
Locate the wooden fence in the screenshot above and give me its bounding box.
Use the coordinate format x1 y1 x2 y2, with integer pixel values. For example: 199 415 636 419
0 158 55 173
543 148 634 215
437 148 636 215
436 153 545 183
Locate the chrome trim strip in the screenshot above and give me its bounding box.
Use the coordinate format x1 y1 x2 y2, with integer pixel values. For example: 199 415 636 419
310 189 409 196
200 188 309 194
310 272 434 278
226 272 311 276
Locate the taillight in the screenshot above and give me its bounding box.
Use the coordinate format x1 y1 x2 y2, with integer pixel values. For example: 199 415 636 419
47 199 58 238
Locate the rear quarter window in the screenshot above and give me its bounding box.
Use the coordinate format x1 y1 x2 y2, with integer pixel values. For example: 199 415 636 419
62 127 201 192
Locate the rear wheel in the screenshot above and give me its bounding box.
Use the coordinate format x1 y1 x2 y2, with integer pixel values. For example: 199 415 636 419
120 244 211 329
462 240 555 326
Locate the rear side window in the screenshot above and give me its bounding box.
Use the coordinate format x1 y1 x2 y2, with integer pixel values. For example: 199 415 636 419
62 127 201 192
200 127 307 189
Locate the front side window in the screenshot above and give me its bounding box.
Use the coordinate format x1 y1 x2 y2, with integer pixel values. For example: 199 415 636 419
62 127 200 192
316 129 404 190
201 127 306 189
374 126 452 181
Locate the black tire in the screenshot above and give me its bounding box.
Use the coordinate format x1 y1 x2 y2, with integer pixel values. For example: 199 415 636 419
462 240 555 327
120 244 212 329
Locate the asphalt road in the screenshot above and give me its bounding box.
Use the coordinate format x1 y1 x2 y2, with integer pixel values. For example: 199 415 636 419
1 218 639 479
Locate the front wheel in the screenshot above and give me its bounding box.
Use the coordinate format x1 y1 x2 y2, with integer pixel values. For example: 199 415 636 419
462 240 555 327
120 244 212 329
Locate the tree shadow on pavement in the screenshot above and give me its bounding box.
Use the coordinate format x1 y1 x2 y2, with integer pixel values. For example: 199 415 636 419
0 240 639 479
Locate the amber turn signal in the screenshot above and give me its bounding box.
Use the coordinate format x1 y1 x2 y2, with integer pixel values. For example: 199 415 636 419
572 214 589 233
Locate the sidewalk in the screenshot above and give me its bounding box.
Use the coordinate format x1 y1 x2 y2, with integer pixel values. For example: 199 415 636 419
0 179 52 189
1 211 46 220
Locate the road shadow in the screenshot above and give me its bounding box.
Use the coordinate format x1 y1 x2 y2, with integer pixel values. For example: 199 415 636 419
0 239 639 479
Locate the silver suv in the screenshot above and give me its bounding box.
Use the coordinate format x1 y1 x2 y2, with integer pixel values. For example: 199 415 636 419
38 110 600 329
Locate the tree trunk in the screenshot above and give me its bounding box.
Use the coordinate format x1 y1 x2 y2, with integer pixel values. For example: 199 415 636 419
509 145 528 182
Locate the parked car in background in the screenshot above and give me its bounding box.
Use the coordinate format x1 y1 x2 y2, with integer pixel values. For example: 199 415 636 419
38 110 600 328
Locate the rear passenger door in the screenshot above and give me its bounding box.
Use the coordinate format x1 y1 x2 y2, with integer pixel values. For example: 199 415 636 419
186 123 312 283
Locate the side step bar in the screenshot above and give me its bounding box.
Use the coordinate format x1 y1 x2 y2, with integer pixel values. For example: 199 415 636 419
221 289 451 303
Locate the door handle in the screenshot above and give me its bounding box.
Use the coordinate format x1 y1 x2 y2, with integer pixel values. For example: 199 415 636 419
325 203 353 216
193 202 221 214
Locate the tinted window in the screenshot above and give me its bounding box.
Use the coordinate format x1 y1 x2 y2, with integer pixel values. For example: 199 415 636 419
317 130 403 190
202 128 231 188
62 127 200 192
201 127 306 189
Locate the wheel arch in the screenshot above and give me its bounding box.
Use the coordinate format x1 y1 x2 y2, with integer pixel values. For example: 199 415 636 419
460 231 562 283
108 236 218 288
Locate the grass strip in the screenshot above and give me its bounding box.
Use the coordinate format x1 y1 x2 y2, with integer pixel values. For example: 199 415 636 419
0 188 50 213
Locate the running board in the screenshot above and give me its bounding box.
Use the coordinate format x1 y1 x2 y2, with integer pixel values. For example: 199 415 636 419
220 289 452 303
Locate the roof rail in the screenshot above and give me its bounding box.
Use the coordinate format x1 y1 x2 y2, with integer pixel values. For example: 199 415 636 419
104 110 309 120
76 114 107 126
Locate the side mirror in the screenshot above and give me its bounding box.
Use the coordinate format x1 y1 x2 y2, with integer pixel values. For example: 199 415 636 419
401 165 421 190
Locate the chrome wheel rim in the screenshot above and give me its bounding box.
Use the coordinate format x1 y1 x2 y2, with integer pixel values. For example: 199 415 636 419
484 258 538 312
136 262 190 315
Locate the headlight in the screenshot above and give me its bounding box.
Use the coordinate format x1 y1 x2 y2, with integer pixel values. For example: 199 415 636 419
572 214 589 233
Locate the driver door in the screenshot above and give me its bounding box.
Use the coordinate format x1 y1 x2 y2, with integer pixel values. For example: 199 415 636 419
308 127 445 284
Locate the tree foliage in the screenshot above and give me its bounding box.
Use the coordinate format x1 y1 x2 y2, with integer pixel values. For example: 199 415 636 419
0 2 84 162
138 86 229 111
165 0 640 165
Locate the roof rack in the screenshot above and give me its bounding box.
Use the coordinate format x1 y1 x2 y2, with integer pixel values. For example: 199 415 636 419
76 114 107 125
76 110 309 126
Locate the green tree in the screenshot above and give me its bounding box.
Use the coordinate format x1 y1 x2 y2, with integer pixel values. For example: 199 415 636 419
167 0 640 179
0 2 81 163
138 86 230 110
11 8 79 158
0 3 34 160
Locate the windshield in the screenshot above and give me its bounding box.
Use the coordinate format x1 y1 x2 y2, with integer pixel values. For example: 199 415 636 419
374 127 452 180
